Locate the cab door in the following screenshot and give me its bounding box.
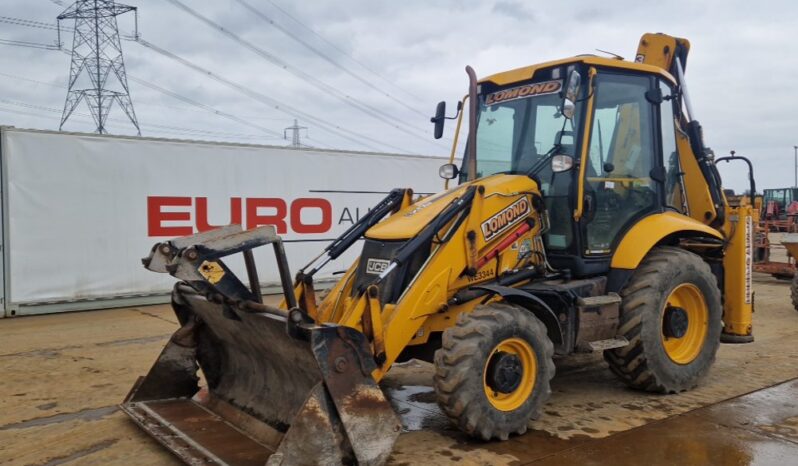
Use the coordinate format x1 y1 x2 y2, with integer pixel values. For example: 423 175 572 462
580 73 661 256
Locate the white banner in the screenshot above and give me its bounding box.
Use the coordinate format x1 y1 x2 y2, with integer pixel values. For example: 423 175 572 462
1 128 447 312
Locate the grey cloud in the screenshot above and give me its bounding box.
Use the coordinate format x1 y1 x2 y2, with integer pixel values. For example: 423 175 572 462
492 0 536 22
0 0 795 191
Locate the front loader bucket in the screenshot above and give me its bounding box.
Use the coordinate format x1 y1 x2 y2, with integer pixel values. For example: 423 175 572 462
122 226 401 466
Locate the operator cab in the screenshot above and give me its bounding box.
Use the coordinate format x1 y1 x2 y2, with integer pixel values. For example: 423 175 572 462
442 59 687 278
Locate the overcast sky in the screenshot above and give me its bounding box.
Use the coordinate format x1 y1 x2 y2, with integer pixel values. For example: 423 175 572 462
0 0 795 192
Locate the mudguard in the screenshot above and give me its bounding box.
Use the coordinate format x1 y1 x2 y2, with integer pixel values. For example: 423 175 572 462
471 283 563 344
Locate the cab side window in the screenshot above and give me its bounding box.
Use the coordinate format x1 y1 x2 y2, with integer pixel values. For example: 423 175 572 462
583 74 658 254
660 80 686 213
475 105 515 177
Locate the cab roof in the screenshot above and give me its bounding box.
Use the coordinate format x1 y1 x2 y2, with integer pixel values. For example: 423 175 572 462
480 55 676 87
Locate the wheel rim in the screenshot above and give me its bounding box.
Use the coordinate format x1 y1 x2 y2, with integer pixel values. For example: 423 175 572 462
483 337 537 411
661 283 709 364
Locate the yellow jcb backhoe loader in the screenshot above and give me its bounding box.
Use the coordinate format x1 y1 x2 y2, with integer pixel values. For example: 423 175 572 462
123 33 756 465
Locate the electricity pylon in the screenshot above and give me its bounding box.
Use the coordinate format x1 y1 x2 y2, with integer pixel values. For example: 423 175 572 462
283 119 308 148
57 1 140 135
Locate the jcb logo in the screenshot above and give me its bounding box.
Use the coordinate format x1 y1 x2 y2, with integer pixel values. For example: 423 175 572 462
366 258 391 275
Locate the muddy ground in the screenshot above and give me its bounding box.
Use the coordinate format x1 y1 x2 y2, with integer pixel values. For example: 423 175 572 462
2 274 798 465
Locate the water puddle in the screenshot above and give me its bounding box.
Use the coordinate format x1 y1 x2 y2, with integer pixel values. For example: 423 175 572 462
386 385 451 432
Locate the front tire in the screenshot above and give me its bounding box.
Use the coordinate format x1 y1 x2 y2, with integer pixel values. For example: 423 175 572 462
604 247 722 393
433 303 555 441
791 273 798 312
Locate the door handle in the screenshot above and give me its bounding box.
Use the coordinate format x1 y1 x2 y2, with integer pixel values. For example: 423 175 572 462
583 191 597 223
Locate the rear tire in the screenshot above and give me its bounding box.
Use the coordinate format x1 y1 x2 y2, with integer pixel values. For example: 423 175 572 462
791 274 798 312
433 303 555 441
604 247 722 393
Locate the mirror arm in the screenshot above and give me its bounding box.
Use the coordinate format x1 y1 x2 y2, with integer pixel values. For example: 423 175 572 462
431 106 463 123
445 96 468 190
445 101 463 120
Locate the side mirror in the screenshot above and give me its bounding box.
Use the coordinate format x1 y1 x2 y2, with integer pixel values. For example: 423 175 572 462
551 154 574 173
439 163 460 179
561 69 582 119
431 101 446 139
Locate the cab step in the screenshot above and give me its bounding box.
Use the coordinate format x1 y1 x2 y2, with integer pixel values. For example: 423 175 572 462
583 337 630 352
576 292 622 308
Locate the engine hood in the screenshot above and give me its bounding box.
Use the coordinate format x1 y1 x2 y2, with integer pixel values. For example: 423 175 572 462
365 174 539 241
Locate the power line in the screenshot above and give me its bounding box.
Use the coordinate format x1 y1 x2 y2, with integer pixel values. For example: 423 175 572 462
0 57 283 138
0 15 71 32
0 106 269 141
0 71 65 89
16 5 424 153
136 37 407 153
165 0 436 145
5 10 285 142
0 38 60 50
231 0 427 116
164 0 442 150
0 14 136 41
48 0 426 112
127 76 285 139
259 0 425 104
0 98 283 141
0 48 285 141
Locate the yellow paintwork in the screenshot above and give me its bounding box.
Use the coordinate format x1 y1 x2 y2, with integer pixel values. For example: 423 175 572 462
483 337 537 411
674 120 718 225
367 174 534 243
315 259 358 323
661 283 709 364
611 212 723 269
364 285 387 358
635 33 690 72
366 187 466 240
722 204 754 337
307 174 543 382
638 33 717 228
574 67 597 221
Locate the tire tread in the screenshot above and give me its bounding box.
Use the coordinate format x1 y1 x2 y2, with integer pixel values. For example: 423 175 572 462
604 246 721 393
433 303 555 440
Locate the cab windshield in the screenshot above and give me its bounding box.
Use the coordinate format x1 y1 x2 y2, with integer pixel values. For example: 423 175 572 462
462 77 583 180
